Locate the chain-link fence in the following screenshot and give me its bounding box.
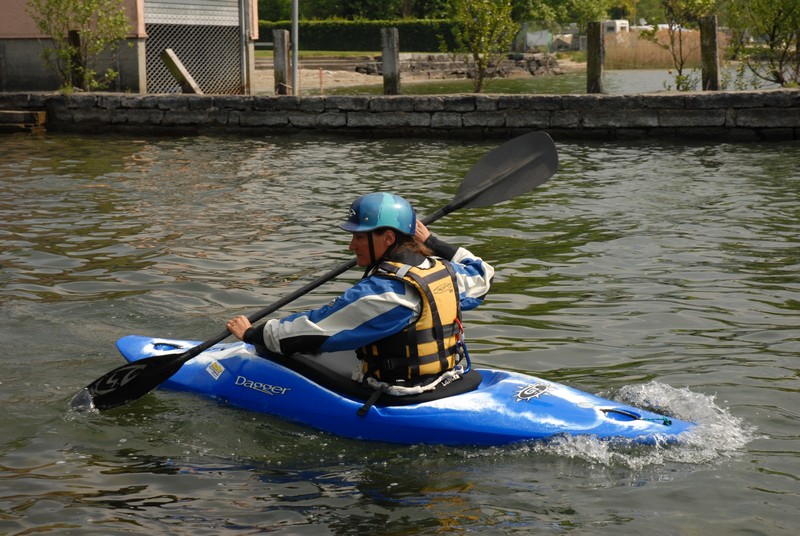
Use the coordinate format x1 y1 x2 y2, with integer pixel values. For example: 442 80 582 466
144 0 245 94
145 24 242 94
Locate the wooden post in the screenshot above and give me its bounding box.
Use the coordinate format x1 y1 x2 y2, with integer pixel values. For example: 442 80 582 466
586 21 604 94
68 30 83 90
160 48 202 94
381 27 400 95
700 15 720 91
273 29 290 95
291 0 299 95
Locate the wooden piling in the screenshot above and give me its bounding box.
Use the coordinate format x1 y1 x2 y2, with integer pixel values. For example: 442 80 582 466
586 22 604 94
273 29 290 95
381 27 401 96
700 15 720 91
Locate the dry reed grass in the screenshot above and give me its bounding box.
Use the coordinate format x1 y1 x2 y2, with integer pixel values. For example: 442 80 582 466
604 29 729 70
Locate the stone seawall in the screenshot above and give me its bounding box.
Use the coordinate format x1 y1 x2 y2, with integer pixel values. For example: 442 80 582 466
1 89 799 140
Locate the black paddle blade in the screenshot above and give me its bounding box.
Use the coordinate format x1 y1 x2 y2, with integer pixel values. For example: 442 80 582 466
70 353 188 411
455 131 558 209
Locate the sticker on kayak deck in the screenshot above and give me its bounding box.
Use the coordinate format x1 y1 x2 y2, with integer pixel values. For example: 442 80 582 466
515 383 550 402
206 360 225 380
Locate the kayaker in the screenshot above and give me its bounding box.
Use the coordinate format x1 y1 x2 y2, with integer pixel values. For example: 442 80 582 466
226 192 494 390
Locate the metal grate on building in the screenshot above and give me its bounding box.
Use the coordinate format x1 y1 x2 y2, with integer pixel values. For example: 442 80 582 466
144 0 245 94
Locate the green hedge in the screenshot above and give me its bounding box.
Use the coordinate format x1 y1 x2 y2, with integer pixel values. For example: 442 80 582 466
258 19 457 52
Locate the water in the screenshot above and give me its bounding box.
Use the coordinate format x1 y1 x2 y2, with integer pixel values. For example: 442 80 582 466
1 132 798 534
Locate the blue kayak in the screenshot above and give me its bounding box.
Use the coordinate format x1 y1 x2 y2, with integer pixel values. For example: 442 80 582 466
116 335 694 446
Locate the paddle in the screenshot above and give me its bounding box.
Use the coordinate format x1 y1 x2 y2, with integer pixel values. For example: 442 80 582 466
70 131 558 411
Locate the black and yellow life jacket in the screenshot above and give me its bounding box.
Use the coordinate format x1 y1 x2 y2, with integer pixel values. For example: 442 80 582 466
357 258 461 383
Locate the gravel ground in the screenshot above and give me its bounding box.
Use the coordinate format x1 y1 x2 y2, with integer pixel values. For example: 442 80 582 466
252 59 583 95
253 68 401 95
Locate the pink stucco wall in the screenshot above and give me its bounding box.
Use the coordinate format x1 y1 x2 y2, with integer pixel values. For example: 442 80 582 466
4 0 148 39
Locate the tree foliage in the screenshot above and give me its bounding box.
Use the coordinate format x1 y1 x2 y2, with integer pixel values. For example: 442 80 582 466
630 0 666 23
446 0 518 93
26 0 131 91
725 0 800 87
566 0 611 32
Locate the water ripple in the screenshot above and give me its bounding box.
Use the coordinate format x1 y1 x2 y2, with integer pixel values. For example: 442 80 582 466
2 133 799 535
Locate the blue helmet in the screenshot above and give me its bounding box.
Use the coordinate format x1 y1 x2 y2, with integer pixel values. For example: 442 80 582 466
339 192 416 236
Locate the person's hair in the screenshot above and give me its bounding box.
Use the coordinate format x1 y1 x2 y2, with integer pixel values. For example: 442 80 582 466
374 228 433 257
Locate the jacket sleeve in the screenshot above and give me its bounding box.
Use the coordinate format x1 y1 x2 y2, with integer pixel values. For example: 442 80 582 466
245 276 420 356
426 234 494 311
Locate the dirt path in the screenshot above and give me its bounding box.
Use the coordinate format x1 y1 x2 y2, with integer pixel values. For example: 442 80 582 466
253 68 411 95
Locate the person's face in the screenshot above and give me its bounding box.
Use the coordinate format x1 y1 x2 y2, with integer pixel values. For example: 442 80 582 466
349 230 396 267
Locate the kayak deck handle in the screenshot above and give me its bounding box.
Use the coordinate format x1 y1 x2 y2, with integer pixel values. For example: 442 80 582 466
602 408 673 426
153 342 187 351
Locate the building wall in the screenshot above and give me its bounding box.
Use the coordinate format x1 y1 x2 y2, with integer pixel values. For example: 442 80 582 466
3 0 145 38
1 0 145 92
0 0 256 94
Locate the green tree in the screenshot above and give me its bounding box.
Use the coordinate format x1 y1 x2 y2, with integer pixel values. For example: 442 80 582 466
725 0 800 87
27 0 131 91
568 0 610 32
515 0 609 32
511 0 559 26
259 0 292 21
608 0 634 20
446 0 519 93
633 0 664 23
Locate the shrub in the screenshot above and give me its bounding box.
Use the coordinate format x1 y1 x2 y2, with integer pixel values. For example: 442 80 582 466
258 19 457 52
26 0 131 91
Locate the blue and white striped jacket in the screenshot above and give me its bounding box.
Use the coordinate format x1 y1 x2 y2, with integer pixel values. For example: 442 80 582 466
248 243 494 356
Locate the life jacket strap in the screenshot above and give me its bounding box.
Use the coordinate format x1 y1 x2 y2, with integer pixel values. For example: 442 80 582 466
357 383 387 417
